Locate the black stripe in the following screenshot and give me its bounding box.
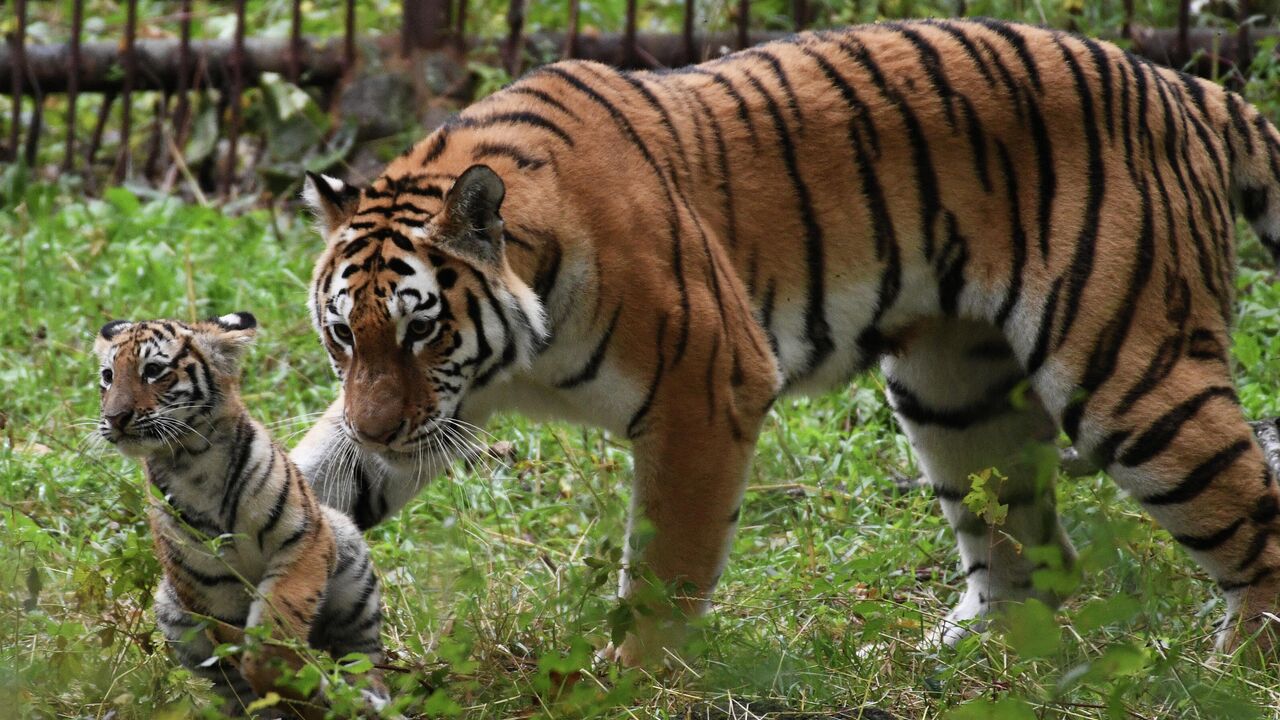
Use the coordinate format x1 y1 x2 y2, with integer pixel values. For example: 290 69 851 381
470 141 547 170
974 19 1042 93
1143 439 1251 506
541 65 692 367
1115 274 1191 414
219 419 256 531
1174 518 1244 551
688 69 760 146
1235 529 1271 572
1049 37 1105 353
738 48 804 128
888 374 1023 430
626 315 669 439
834 37 941 261
507 84 582 120
1119 386 1239 467
1061 172 1155 441
740 67 833 378
1023 277 1062 376
556 304 622 389
927 21 997 88
993 141 1027 328
935 213 969 316
386 257 416 276
1081 38 1116 141
451 111 576 147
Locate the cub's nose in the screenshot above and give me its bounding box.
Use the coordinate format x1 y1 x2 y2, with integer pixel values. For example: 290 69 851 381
105 410 134 432
352 421 403 447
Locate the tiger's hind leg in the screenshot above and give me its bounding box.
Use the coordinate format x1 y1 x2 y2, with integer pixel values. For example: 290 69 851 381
1053 346 1280 655
883 319 1076 646
883 318 1077 645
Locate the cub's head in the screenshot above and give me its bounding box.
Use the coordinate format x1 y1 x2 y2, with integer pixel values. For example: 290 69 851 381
93 313 257 456
303 164 545 458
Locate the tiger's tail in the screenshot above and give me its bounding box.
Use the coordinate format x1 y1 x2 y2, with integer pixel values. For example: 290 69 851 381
1223 90 1280 267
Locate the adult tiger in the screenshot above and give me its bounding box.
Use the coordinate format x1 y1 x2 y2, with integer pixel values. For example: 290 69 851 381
290 19 1280 664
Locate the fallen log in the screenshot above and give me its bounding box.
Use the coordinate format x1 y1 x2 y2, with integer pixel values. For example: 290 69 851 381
1 26 1277 95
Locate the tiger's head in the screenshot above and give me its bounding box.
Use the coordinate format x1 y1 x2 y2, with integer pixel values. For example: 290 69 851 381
302 164 546 460
94 313 257 457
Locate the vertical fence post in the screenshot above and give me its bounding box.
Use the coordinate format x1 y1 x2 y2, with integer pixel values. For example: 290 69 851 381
7 0 26 163
22 93 41 168
455 0 469 54
174 0 193 146
624 0 638 67
345 0 357 72
504 0 526 76
1121 0 1134 39
565 0 580 59
402 0 448 55
737 0 750 51
792 0 808 29
1177 0 1190 59
1237 0 1253 80
114 0 137 182
289 0 303 83
683 0 695 63
221 0 246 196
65 0 83 171
87 93 115 168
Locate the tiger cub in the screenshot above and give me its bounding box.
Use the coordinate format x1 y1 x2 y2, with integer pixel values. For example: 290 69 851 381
94 313 387 717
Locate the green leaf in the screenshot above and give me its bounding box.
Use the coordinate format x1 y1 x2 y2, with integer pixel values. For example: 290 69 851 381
1000 599 1060 658
1073 595 1141 633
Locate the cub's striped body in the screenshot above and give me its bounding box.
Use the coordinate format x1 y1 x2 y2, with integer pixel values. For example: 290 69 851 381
94 316 386 714
292 19 1280 662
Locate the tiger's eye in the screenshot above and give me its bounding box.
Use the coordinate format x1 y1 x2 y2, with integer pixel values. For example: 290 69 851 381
142 362 166 380
101 368 113 384
407 318 434 340
331 323 354 344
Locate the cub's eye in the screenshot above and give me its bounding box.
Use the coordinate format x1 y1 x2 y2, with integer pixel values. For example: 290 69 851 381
101 368 113 385
142 362 166 381
406 318 435 341
330 323 354 345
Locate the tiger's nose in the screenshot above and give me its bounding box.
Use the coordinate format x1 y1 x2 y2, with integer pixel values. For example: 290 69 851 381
106 410 134 432
352 422 402 447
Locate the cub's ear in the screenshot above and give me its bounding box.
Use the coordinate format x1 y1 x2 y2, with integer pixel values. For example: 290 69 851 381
302 171 361 238
94 320 131 355
196 312 258 373
438 164 506 267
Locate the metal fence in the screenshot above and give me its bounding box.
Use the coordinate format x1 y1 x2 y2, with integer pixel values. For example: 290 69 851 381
0 0 1275 199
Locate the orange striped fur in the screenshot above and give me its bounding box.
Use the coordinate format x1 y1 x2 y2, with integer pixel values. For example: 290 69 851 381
294 19 1280 663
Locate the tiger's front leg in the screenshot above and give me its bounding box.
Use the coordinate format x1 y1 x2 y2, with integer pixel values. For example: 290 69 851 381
607 325 777 667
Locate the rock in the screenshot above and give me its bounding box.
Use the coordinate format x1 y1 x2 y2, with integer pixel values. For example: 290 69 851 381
338 72 417 141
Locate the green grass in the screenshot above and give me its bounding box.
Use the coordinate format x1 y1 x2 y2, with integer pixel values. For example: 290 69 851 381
5 167 1280 719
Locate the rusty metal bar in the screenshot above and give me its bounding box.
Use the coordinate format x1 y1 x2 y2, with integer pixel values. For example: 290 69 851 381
7 0 26 163
65 0 83 170
143 96 166 180
737 0 750 50
22 95 40 168
114 0 137 182
565 0 580 59
289 0 303 83
87 92 115 167
1177 0 1190 58
683 0 695 63
345 0 357 72
455 0 469 54
624 0 638 67
174 0 193 145
792 0 808 29
504 0 526 76
1237 0 1253 78
222 0 246 196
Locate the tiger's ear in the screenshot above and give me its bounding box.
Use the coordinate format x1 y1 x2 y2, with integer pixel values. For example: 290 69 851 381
94 320 131 356
302 171 361 238
195 312 258 374
438 164 506 267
